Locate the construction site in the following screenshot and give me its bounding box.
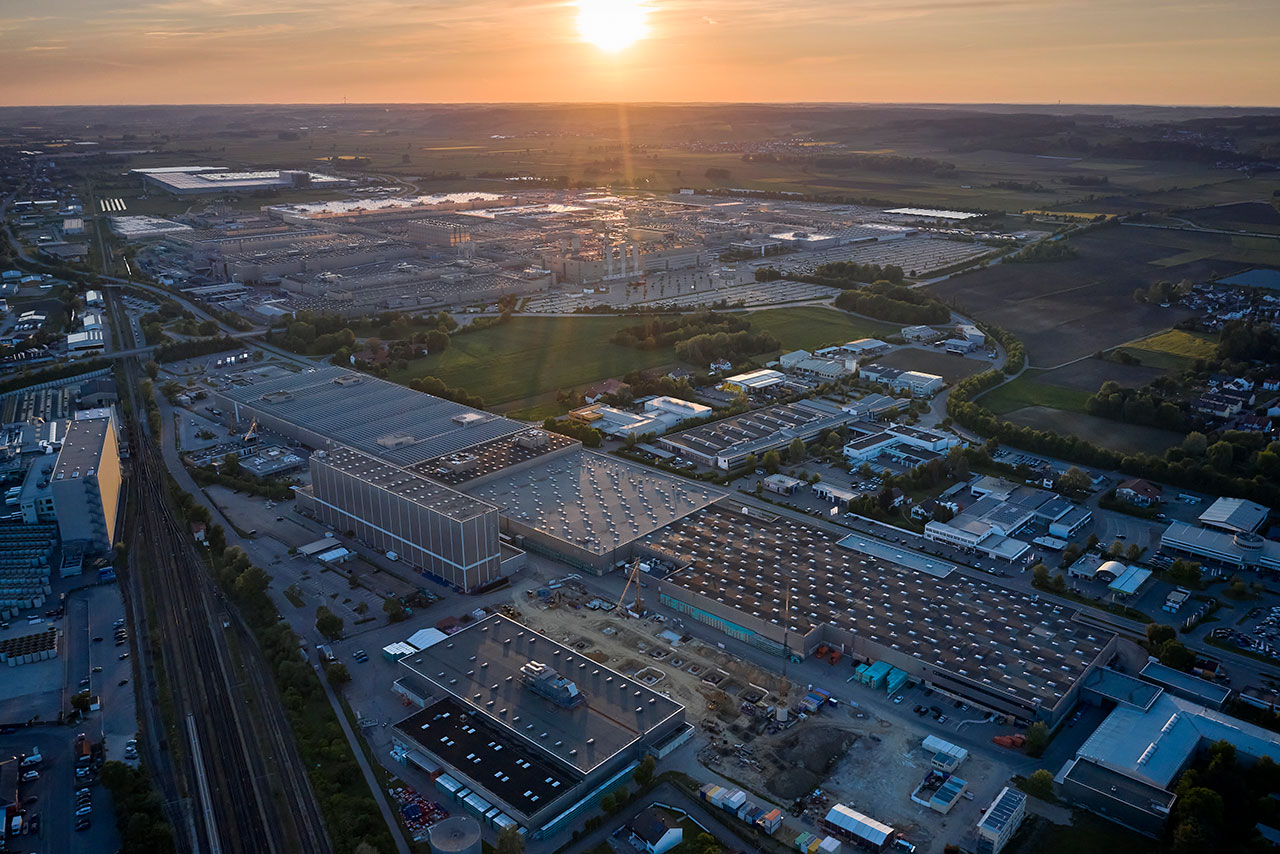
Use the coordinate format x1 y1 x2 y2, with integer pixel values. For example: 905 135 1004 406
499 558 1013 852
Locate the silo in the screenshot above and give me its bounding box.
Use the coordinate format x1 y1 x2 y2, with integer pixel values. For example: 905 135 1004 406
428 816 482 854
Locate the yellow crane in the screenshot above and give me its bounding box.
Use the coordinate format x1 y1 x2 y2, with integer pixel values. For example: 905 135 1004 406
242 417 259 444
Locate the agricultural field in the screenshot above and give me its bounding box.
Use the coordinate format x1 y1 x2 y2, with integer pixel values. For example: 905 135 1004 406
1182 201 1280 235
1112 328 1219 371
979 372 1094 415
1001 406 1183 455
1034 358 1171 392
744 306 899 354
874 346 990 383
926 225 1263 367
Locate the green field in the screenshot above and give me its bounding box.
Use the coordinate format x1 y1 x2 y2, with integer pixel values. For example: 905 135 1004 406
980 371 1094 415
1115 328 1218 370
389 306 892 409
390 315 676 407
743 306 899 353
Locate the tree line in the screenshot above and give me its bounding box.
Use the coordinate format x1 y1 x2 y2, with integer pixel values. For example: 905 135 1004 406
610 311 751 351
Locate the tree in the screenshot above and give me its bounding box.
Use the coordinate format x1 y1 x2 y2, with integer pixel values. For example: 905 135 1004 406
424 329 450 354
315 605 344 641
1031 563 1050 588
1126 543 1141 562
762 450 781 474
1146 623 1177 648
1159 640 1196 671
144 359 159 379
634 753 656 788
1051 573 1066 592
325 662 351 686
221 452 242 476
71 690 91 713
1024 768 1055 800
1182 431 1208 457
383 598 407 623
1206 441 1235 472
1025 721 1051 757
495 826 525 854
1058 466 1091 494
743 453 758 471
599 792 615 813
788 436 806 463
1107 540 1125 558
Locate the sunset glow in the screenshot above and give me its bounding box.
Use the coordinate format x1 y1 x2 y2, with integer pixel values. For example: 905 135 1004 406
577 0 649 52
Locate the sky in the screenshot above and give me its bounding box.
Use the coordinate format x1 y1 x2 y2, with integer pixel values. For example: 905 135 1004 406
2 0 1278 106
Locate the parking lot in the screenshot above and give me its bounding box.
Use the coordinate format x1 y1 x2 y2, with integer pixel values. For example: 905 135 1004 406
1 727 122 852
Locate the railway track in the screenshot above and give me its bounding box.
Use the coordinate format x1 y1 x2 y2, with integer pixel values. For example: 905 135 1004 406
111 288 331 854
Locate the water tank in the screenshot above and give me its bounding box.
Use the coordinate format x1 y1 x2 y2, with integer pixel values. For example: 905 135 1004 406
429 816 482 854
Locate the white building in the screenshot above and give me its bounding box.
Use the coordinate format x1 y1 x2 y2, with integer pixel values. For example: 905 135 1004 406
859 364 944 396
66 328 105 355
957 324 986 346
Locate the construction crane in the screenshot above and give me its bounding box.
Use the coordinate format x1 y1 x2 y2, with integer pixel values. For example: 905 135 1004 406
780 585 791 706
615 561 645 615
242 417 259 445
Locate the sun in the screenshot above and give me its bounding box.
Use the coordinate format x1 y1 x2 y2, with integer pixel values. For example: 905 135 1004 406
577 0 649 52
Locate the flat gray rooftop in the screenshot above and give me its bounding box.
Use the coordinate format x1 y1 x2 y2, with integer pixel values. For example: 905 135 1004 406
399 614 684 775
461 450 722 557
52 417 111 479
322 446 496 523
660 399 850 459
219 366 525 466
646 505 1111 710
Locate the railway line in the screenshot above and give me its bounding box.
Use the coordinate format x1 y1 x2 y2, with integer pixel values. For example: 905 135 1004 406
112 286 331 854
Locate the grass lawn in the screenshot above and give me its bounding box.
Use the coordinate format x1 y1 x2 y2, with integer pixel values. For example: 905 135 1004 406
391 315 677 407
743 306 900 353
390 307 894 409
980 371 1094 415
1115 328 1218 370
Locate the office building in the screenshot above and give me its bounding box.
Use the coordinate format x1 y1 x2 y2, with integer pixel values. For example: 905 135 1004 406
49 417 121 553
975 787 1026 854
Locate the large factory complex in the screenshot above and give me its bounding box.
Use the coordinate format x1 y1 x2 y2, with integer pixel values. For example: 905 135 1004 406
215 366 721 587
118 183 1018 318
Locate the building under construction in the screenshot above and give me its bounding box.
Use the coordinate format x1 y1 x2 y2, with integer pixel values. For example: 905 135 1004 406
391 615 689 838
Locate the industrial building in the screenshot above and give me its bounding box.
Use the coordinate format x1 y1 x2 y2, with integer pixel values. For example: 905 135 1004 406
858 364 944 397
975 787 1026 854
1160 520 1280 571
568 396 711 438
924 477 1091 562
48 417 121 553
658 399 852 470
214 366 528 468
1197 496 1269 534
717 369 786 395
296 446 505 592
390 615 687 838
842 423 962 464
641 502 1116 725
134 166 351 196
1058 682 1280 836
459 447 721 574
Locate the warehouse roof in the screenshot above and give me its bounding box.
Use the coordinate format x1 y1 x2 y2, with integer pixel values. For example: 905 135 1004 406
647 505 1110 710
978 787 1026 836
824 803 894 846
660 399 851 461
52 417 111 480
397 615 684 776
1073 693 1280 789
318 446 496 523
218 366 526 466
461 450 721 557
1199 497 1269 534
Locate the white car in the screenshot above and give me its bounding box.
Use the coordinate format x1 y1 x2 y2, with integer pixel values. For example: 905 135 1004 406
21 770 39 782
75 805 93 817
